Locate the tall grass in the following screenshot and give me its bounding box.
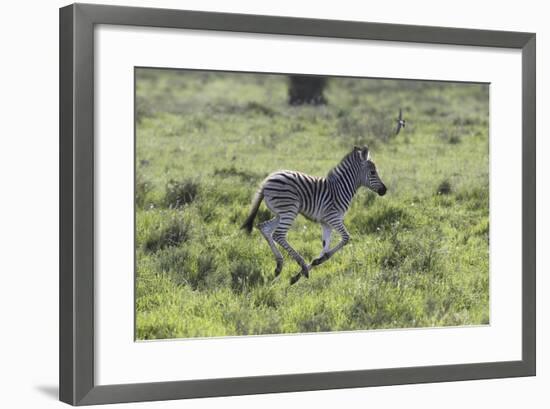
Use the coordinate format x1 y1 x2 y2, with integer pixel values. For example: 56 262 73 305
135 69 489 340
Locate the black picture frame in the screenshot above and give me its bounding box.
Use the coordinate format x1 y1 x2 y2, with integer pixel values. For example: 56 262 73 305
59 3 536 406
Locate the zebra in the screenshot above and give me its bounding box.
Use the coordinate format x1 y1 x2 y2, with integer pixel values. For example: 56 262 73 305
241 145 387 284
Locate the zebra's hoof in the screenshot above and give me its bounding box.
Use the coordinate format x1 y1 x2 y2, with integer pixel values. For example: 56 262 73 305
311 254 328 266
289 273 302 285
302 267 310 279
274 263 283 277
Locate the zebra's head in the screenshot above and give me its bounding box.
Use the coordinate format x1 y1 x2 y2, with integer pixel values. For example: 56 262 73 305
354 146 387 196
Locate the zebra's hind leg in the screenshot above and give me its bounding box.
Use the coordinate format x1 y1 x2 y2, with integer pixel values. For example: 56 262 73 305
272 214 310 284
258 216 284 277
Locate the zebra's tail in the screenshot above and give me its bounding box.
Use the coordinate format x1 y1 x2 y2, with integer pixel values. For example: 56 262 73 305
241 189 264 233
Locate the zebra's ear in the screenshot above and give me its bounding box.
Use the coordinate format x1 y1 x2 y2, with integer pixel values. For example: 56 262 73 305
359 145 369 161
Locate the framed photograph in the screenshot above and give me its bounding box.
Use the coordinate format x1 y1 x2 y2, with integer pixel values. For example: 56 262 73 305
59 3 536 406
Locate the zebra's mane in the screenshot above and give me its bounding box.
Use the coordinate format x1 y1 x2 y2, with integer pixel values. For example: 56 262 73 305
326 149 361 183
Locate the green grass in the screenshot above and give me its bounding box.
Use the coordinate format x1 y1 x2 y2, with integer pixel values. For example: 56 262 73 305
135 69 489 340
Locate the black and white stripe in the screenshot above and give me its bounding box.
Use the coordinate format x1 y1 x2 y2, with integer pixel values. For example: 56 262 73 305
241 145 386 284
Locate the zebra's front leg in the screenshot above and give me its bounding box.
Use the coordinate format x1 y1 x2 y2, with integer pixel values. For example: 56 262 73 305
258 216 284 277
312 220 350 266
311 223 332 266
272 227 310 284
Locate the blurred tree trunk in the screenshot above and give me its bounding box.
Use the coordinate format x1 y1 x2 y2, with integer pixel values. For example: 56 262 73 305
288 75 327 105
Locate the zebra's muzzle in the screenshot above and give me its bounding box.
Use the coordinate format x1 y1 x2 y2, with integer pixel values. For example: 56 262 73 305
378 185 387 196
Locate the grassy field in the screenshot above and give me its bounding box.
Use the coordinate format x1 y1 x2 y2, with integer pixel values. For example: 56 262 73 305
135 69 489 340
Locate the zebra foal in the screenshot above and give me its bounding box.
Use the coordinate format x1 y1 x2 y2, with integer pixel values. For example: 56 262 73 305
241 146 387 284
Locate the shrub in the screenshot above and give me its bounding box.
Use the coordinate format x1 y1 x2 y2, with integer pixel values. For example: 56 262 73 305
156 246 189 274
448 135 461 145
439 126 464 145
213 166 263 183
144 216 190 252
455 186 489 210
379 223 445 276
155 245 217 290
252 286 280 308
196 253 216 285
181 252 216 290
230 259 265 293
452 115 481 127
164 179 199 208
245 101 276 117
437 180 452 195
298 310 334 333
138 320 178 340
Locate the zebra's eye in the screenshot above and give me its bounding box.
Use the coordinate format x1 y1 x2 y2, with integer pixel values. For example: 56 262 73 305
369 171 376 176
